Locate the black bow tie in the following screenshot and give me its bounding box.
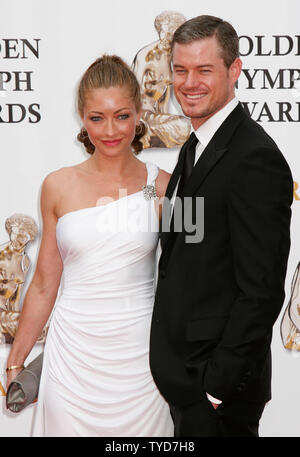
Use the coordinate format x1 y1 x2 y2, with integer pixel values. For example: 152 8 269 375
176 132 198 197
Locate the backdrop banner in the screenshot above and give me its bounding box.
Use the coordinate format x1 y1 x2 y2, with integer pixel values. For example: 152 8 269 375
1 0 299 437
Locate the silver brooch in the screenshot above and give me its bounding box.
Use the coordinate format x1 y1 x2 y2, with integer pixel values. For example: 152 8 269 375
142 184 158 201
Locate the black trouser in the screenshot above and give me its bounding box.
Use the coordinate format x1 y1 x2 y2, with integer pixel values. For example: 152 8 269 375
169 397 266 437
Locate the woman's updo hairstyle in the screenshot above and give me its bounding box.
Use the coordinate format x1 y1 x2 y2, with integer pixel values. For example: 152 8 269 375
77 55 146 154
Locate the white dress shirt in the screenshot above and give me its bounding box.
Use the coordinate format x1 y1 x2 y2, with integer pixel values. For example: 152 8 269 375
171 97 239 405
194 96 239 164
171 97 239 204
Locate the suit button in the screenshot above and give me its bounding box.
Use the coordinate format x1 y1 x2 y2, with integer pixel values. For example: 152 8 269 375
241 371 251 382
160 269 166 278
237 382 246 392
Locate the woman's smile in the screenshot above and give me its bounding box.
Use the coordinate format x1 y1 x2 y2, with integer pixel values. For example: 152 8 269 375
101 139 122 147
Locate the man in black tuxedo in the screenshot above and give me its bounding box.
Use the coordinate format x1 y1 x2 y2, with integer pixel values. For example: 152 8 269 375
150 15 293 437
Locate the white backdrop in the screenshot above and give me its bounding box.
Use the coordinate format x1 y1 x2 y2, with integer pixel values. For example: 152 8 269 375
0 0 299 437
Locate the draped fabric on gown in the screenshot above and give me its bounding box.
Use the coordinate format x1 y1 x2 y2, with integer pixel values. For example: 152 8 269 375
31 162 173 437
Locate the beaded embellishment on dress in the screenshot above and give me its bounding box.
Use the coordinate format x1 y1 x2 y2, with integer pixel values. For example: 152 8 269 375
142 184 158 201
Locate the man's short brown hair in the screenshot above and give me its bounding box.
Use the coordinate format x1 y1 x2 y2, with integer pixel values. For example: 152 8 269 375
171 15 239 68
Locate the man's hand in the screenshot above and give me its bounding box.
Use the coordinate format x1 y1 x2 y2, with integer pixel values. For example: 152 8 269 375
207 393 222 409
211 401 219 410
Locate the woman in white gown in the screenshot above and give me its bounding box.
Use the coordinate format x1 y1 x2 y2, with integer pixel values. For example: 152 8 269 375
6 55 173 437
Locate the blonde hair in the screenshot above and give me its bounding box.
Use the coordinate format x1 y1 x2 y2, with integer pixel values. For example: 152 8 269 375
77 55 146 154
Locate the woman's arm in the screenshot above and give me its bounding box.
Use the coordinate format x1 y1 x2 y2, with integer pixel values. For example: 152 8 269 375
6 173 63 385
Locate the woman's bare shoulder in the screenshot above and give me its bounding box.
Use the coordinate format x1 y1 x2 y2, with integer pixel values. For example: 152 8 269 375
42 166 80 194
43 166 78 185
40 166 79 214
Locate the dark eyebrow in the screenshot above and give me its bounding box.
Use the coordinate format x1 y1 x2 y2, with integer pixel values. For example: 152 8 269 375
173 64 214 69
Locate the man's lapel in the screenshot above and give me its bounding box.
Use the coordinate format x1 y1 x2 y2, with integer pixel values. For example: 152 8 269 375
159 103 247 263
182 102 247 199
183 141 227 198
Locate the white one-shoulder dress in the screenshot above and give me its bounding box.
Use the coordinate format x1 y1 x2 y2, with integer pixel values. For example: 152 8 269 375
31 162 173 437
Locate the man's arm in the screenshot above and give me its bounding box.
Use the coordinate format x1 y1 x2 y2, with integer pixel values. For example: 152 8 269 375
203 145 293 402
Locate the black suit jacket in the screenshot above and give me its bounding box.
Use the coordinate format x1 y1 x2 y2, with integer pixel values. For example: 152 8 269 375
150 103 293 407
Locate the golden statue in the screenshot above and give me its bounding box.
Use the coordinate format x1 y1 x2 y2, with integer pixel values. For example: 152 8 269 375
281 262 300 351
0 378 5 396
132 10 191 149
0 214 47 343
